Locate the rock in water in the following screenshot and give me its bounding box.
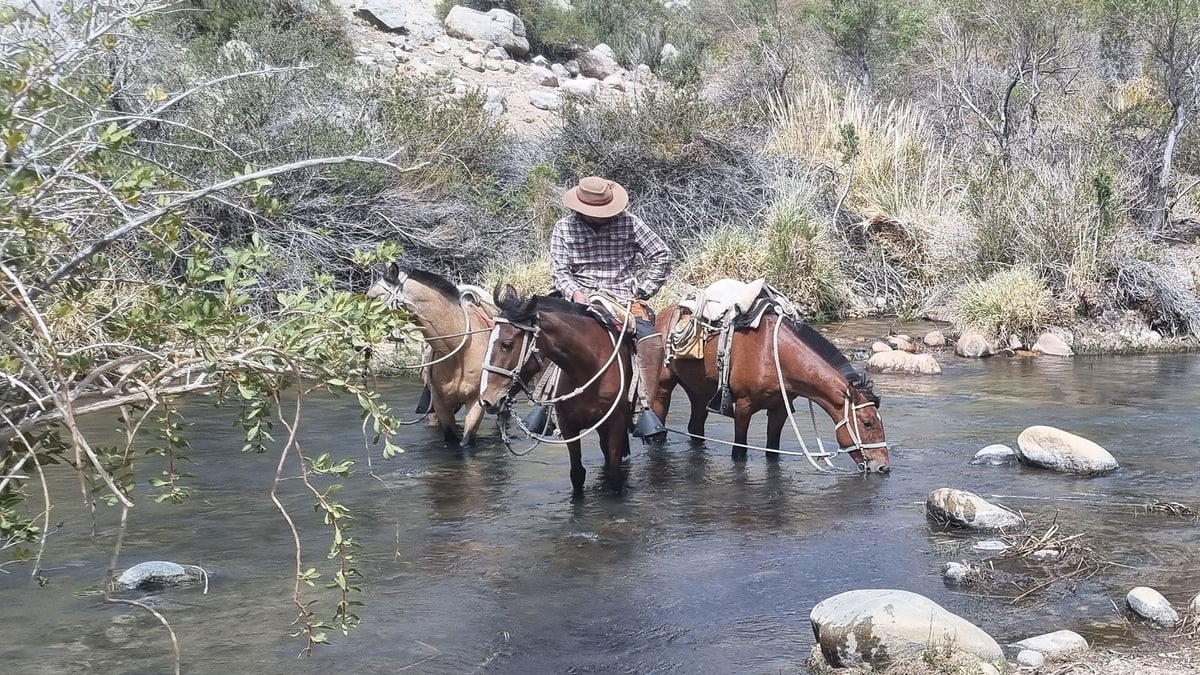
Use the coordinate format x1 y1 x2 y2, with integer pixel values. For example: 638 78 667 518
1010 629 1089 658
926 488 1026 531
1016 425 1118 475
116 561 197 590
971 444 1016 465
1126 586 1180 627
810 589 1004 670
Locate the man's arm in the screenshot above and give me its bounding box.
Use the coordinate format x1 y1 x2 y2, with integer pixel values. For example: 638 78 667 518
549 218 586 301
632 216 672 300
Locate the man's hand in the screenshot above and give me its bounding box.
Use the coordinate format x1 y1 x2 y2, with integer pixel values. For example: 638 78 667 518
572 290 588 304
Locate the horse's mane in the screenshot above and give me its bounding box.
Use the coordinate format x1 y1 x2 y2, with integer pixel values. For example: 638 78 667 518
400 266 461 304
496 292 591 324
782 316 881 407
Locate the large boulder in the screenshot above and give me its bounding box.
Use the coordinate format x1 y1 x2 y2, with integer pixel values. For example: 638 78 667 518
810 589 1005 671
926 488 1025 531
867 350 942 375
443 6 530 56
971 444 1016 465
1016 425 1118 475
560 76 600 102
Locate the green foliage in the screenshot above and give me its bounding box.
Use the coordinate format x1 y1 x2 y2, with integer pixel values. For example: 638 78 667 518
804 0 928 90
764 196 850 319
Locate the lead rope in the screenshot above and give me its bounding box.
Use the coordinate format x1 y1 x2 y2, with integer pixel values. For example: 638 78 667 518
771 312 837 473
380 283 480 369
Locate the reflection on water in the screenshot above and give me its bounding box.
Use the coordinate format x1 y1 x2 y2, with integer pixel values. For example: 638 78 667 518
2 342 1200 673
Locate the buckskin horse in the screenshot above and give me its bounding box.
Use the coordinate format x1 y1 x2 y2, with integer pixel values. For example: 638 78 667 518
367 263 496 447
479 286 635 496
649 306 891 473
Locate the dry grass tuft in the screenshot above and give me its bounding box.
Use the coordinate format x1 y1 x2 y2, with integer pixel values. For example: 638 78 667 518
481 257 554 298
949 266 1053 342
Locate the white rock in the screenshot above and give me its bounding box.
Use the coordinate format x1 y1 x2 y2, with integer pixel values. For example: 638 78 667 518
1017 650 1045 668
660 42 680 61
485 47 509 60
867 350 942 375
444 7 530 56
971 444 1016 465
810 589 1004 670
926 488 1026 531
1007 333 1023 350
532 54 550 67
484 59 502 71
1127 586 1180 627
924 329 947 347
1033 332 1074 356
870 341 892 354
971 539 1010 552
955 330 994 357
1011 629 1089 658
550 63 570 78
528 89 562 110
1029 548 1061 562
564 59 580 75
357 0 409 32
500 60 518 73
461 53 485 72
593 42 617 60
560 76 600 102
1016 425 1119 475
942 562 970 583
529 65 558 87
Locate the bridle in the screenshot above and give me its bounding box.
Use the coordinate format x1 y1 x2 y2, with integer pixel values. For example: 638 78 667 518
834 390 888 471
480 317 544 401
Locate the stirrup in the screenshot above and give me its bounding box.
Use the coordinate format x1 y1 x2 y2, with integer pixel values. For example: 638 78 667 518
632 408 666 438
521 403 556 436
706 387 735 418
415 385 432 414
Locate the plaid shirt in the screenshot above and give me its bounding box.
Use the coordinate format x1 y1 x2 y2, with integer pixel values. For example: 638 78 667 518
550 211 672 301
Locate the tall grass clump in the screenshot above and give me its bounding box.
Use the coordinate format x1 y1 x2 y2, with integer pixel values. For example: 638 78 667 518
764 193 850 319
483 258 554 297
663 227 769 308
768 80 973 290
950 267 1053 341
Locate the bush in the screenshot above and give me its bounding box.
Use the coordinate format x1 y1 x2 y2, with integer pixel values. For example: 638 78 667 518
550 91 771 251
950 267 1054 341
764 193 850 319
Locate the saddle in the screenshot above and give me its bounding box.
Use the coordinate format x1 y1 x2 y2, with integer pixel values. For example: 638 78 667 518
665 278 802 417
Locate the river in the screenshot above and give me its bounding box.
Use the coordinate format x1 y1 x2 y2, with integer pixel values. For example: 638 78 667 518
3 326 1199 674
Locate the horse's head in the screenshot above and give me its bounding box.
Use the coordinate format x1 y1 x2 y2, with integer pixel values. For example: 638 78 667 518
479 284 544 414
365 262 412 311
836 373 890 473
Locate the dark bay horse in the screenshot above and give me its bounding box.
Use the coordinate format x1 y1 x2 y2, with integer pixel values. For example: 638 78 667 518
650 307 891 473
478 286 635 495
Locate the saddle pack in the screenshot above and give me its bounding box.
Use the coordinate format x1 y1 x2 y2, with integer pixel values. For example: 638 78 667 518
664 278 802 417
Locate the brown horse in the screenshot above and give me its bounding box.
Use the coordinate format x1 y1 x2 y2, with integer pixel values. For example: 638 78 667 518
649 307 891 473
479 286 634 496
367 263 496 447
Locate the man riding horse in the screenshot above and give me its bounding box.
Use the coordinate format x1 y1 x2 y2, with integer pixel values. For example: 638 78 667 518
550 176 672 437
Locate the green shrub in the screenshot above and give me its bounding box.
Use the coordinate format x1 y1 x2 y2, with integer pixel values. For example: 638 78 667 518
764 195 850 319
950 267 1053 341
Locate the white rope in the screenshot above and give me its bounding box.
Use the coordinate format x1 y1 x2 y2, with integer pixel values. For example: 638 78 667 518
772 314 837 473
379 281 478 370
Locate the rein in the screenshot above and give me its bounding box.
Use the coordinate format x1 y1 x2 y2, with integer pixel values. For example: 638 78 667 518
378 280 484 370
484 301 635 448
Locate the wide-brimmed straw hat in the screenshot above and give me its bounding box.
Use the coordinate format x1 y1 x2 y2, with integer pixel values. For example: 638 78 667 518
562 176 628 219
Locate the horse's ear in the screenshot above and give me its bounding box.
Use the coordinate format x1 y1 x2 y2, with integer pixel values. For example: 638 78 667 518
385 262 400 284
491 282 504 306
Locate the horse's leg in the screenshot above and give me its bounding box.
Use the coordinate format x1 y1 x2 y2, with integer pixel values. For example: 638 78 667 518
568 438 586 497
429 391 460 444
649 364 677 432
765 406 786 462
732 400 753 462
685 388 709 439
459 399 486 448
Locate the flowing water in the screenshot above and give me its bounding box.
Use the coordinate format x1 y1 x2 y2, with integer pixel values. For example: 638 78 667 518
3 323 1200 674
